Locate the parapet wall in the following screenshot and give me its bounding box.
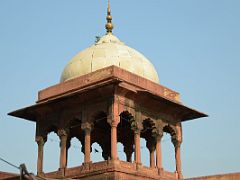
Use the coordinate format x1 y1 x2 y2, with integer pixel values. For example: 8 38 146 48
187 172 240 180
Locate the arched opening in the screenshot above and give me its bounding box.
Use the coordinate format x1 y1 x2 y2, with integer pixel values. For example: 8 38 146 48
162 125 176 172
91 111 111 161
117 142 125 161
67 118 84 167
44 130 59 172
140 138 149 167
91 142 104 162
141 119 156 168
67 137 83 168
117 111 134 163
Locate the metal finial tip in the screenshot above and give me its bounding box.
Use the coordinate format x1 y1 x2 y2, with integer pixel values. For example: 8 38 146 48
105 0 113 33
108 0 111 13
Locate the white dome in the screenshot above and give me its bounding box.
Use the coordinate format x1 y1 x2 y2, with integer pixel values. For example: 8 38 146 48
60 33 159 83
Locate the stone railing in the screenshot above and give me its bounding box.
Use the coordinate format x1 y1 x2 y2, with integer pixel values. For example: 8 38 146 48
90 160 112 171
119 161 135 169
163 170 177 179
44 160 177 179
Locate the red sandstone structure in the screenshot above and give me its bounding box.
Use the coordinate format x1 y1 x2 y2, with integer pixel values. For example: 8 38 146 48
8 2 208 180
0 172 18 180
186 172 240 180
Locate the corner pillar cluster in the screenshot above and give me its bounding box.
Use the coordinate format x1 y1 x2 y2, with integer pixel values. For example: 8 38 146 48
172 138 183 179
36 136 46 175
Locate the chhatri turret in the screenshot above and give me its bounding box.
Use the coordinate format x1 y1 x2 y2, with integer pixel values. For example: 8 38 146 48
9 1 207 180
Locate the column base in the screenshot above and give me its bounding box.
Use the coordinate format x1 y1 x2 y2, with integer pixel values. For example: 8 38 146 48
108 158 120 167
58 167 66 177
82 161 92 171
37 172 44 177
134 162 142 170
158 167 164 176
175 171 184 179
82 161 92 165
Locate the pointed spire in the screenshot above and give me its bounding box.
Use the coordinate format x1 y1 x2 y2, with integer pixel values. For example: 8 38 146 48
105 0 114 33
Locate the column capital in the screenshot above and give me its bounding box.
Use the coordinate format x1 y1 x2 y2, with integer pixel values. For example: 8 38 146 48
153 129 163 141
35 136 47 145
107 115 120 127
111 121 119 128
172 138 182 148
57 129 68 137
156 133 163 141
131 121 142 133
133 129 141 135
146 139 156 151
81 122 92 132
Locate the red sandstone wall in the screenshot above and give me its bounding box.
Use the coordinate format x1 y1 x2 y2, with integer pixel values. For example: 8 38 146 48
0 172 18 180
187 172 240 180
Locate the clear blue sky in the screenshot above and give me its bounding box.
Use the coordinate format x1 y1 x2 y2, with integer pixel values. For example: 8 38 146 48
0 0 239 178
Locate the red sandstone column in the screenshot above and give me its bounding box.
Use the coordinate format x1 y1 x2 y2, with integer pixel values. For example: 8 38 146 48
85 129 91 163
36 136 46 175
173 140 183 179
58 129 68 170
82 122 92 163
156 135 163 169
150 148 155 168
134 130 141 164
111 122 118 160
146 140 155 168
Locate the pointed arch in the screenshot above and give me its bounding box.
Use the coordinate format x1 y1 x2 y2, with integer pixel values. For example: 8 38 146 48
162 124 177 172
91 111 111 161
163 125 177 139
43 131 59 172
141 118 157 167
67 137 84 167
117 111 135 162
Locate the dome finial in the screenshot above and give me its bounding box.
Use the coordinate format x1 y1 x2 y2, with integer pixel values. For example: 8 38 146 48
105 0 114 34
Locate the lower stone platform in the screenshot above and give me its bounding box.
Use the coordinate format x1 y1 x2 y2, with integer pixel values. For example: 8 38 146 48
40 160 178 180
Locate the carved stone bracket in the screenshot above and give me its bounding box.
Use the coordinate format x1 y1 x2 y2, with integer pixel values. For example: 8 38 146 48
172 138 181 148
133 128 141 135
152 127 163 141
57 129 68 137
35 136 47 146
81 122 92 133
107 115 120 127
130 119 142 133
57 129 68 149
111 119 119 128
146 139 156 151
175 123 183 144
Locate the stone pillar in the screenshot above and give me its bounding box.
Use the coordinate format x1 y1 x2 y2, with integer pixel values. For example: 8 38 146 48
173 139 183 179
111 121 118 160
81 122 92 163
134 130 141 164
58 129 68 171
146 140 155 168
156 134 163 169
36 136 46 175
150 149 155 168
